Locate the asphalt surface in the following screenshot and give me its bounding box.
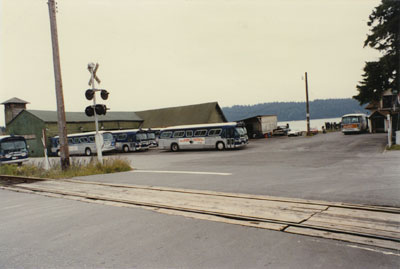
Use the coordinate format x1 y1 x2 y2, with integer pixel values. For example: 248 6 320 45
1 190 399 269
80 132 400 207
2 132 400 268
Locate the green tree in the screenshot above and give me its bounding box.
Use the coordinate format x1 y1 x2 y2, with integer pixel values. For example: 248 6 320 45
354 0 400 105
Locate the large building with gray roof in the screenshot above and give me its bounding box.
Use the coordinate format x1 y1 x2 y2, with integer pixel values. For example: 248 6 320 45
2 98 227 156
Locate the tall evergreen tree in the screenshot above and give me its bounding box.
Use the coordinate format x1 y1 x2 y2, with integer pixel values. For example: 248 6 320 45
354 0 400 105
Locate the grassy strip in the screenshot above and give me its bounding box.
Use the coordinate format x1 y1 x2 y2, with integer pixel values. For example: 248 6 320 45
386 144 400 150
0 158 132 179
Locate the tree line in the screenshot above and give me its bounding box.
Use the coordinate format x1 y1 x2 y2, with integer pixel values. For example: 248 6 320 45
222 99 368 122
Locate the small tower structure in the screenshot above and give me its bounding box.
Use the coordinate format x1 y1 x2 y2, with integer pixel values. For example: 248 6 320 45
1 97 29 127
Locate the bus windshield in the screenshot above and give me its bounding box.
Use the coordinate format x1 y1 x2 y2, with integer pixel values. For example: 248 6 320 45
103 133 113 141
136 133 147 141
0 140 26 152
342 116 360 124
235 127 247 135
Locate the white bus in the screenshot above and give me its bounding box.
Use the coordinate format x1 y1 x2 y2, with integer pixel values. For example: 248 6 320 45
0 135 29 165
341 113 369 134
50 131 115 156
110 129 150 152
158 122 248 152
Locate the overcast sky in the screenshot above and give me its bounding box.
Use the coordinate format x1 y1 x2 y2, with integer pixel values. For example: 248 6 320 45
0 0 380 126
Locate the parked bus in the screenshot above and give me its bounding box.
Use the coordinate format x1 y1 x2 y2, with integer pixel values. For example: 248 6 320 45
141 128 160 148
341 113 369 134
0 135 29 165
50 131 115 156
110 129 150 152
158 122 249 152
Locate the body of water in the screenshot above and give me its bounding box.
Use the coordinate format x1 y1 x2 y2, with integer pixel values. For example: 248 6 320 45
278 117 342 132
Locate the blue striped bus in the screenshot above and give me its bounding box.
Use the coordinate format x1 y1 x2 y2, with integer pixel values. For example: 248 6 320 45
110 129 150 153
158 122 248 152
50 131 115 156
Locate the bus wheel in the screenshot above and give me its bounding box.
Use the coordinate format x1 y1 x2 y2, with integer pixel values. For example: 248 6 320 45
85 148 92 156
171 143 179 152
123 145 129 153
216 142 225 151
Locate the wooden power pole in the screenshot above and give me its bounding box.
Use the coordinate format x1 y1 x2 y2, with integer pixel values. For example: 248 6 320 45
305 72 311 136
48 0 70 170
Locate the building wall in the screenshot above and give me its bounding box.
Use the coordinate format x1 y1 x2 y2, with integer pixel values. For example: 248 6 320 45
208 109 226 123
7 113 143 157
6 112 45 157
4 103 26 125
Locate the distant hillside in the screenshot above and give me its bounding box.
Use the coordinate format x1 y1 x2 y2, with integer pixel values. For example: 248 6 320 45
222 99 367 122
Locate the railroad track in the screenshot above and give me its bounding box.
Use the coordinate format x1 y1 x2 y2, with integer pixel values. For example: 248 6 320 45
1 175 400 251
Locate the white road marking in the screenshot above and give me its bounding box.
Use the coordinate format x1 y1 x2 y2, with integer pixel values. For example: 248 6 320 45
131 170 232 176
346 244 400 256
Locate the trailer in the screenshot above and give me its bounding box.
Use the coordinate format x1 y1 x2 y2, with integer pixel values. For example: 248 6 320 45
240 115 277 138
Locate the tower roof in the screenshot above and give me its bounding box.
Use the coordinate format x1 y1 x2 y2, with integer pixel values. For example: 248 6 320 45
1 97 29 105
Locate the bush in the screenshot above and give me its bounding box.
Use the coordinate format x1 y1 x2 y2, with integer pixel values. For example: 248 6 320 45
0 157 132 179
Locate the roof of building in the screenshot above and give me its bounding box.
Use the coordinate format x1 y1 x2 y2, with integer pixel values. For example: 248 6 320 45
1 97 29 105
239 115 277 121
369 110 391 118
26 110 143 123
136 102 227 128
365 101 379 110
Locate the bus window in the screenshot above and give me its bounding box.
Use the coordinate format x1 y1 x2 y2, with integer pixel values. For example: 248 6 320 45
88 136 95 142
73 138 80 144
208 129 222 136
118 134 127 140
186 130 193 137
103 133 114 141
160 131 172 138
342 116 360 124
173 131 185 138
235 127 247 136
80 137 88 143
68 138 74 144
194 130 207 137
136 133 147 141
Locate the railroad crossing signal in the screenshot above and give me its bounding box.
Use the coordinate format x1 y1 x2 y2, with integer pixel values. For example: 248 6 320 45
88 63 101 85
100 89 109 100
85 104 108 117
85 89 109 101
85 89 94 100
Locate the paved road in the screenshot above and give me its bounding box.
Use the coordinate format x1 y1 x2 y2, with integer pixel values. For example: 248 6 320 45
1 189 399 269
79 132 400 207
3 132 399 268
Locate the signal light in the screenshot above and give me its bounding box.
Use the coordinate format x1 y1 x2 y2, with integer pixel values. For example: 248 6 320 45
100 90 109 100
85 89 94 100
85 106 94 117
95 104 107 115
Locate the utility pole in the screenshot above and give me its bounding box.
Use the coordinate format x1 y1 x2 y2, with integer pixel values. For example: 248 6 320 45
305 72 311 136
48 0 70 170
